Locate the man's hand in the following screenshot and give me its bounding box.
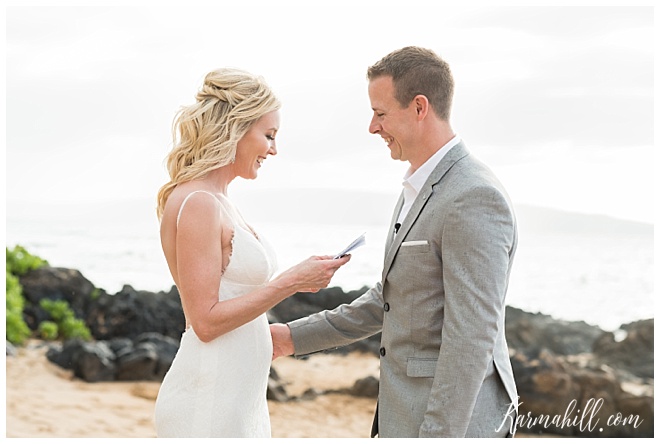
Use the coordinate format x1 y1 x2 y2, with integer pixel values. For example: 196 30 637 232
270 323 295 360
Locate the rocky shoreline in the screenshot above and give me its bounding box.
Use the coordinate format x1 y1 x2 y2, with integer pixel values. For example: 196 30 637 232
7 266 654 437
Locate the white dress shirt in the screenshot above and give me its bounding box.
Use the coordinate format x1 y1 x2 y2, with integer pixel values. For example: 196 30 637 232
396 135 461 225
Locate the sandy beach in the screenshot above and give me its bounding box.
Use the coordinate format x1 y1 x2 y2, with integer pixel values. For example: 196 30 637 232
5 340 380 438
5 341 557 439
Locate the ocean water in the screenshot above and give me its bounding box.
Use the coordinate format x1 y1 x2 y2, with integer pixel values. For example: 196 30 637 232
5 199 654 332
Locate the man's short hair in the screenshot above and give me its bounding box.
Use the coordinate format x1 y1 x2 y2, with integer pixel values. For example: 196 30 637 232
367 46 454 121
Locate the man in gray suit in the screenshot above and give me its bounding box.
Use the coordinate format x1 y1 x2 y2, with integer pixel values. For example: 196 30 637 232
270 46 519 438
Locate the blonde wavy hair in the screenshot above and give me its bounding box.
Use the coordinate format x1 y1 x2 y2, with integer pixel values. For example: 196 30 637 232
156 68 281 219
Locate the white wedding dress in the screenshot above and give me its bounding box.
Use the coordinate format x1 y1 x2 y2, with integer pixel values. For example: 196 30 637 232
154 191 278 437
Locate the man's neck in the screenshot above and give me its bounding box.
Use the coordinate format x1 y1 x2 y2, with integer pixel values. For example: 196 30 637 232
409 122 455 172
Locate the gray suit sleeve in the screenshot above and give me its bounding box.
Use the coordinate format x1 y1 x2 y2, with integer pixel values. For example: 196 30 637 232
288 282 385 356
419 185 515 437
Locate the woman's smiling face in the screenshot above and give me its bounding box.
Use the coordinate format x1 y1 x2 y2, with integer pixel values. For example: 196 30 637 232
234 110 280 180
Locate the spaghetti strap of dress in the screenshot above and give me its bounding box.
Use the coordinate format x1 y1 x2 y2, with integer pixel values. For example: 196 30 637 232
176 190 220 227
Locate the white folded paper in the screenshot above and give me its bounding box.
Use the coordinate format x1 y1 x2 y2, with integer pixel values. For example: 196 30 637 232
333 232 366 259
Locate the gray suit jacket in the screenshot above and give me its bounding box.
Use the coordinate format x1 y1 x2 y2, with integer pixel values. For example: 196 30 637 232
288 142 519 437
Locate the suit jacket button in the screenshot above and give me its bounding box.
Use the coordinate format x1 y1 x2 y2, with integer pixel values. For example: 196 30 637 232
379 347 386 356
383 303 390 312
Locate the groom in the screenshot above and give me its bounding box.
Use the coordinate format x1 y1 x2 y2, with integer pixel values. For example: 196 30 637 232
270 46 519 438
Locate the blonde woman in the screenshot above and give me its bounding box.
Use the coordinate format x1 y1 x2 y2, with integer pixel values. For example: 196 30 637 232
153 68 350 437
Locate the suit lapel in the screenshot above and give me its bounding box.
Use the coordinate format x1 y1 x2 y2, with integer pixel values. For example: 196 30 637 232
384 192 404 255
381 142 470 281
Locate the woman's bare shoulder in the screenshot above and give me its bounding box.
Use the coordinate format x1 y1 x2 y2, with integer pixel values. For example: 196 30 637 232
162 185 223 228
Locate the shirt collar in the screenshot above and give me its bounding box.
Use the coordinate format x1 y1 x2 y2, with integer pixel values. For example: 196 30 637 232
403 135 461 194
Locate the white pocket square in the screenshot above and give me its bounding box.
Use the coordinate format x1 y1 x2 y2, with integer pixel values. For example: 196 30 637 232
401 240 429 247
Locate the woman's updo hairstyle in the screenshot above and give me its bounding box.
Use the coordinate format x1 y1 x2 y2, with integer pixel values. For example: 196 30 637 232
156 68 281 218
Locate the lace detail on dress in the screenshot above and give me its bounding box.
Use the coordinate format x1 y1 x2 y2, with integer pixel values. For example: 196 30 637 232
223 228 235 277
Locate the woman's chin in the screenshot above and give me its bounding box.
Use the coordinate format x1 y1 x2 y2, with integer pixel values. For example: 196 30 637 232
239 170 259 180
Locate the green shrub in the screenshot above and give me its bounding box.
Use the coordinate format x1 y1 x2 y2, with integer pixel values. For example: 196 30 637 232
39 299 69 322
5 270 31 345
6 245 92 344
90 287 101 300
38 321 59 340
39 299 92 341
5 245 47 345
6 311 32 345
59 317 92 341
6 245 48 276
6 271 24 312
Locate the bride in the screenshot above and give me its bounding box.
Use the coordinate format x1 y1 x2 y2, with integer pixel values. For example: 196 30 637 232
153 68 350 437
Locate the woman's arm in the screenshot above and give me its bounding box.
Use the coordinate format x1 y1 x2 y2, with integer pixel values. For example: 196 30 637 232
175 191 350 343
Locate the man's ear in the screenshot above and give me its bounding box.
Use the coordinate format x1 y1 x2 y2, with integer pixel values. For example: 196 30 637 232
413 95 429 120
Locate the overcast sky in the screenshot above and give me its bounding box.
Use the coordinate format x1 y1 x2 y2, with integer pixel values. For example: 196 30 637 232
5 1 656 223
